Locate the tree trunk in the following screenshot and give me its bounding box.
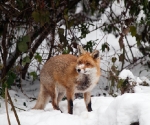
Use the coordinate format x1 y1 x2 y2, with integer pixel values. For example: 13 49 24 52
1 23 8 83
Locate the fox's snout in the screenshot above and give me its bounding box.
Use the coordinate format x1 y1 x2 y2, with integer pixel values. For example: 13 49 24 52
76 68 87 74
76 64 85 74
76 64 91 74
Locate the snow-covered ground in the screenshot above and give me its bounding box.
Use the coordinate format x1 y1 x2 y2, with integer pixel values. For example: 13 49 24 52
1 70 150 125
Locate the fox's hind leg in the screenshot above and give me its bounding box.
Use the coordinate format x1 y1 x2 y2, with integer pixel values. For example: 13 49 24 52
57 92 65 106
33 84 50 109
46 86 60 111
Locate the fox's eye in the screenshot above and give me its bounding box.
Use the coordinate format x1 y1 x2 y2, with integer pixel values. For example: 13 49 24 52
86 62 90 66
78 61 82 64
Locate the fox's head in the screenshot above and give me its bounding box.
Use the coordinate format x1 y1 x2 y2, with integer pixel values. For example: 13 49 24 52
76 45 100 75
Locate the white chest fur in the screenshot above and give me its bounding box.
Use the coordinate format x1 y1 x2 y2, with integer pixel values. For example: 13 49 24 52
75 68 100 93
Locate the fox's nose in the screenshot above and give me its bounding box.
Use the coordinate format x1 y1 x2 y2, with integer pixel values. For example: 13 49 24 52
77 69 81 72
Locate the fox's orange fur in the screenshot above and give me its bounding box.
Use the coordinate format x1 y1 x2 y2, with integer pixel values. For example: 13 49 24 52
33 46 101 114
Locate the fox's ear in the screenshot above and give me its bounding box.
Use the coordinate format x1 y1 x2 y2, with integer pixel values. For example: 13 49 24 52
77 45 86 55
91 50 99 59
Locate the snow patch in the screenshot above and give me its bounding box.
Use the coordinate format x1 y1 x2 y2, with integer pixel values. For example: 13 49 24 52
119 69 135 80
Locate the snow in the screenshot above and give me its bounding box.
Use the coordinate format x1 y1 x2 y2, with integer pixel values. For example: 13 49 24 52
0 95 113 125
134 86 150 93
0 69 150 125
1 91 150 125
100 93 150 125
119 69 135 80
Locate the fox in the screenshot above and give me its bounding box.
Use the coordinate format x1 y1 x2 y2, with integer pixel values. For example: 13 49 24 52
33 45 101 114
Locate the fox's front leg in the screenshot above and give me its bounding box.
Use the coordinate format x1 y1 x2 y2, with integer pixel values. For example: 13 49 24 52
66 89 74 114
84 92 92 112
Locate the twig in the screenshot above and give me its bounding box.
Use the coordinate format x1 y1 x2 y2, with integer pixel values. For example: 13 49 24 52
7 101 26 111
125 36 134 61
121 47 125 71
95 34 106 49
125 48 132 64
7 89 21 125
18 78 36 100
5 88 11 125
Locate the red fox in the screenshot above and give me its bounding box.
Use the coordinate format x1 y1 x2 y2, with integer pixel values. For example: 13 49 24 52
33 45 101 114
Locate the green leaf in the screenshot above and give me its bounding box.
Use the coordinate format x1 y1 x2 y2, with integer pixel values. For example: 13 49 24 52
117 79 124 89
58 28 64 35
135 34 141 46
40 10 50 25
130 26 136 36
22 56 30 65
22 35 30 43
80 24 89 38
34 53 42 63
32 10 50 26
32 11 40 23
59 34 66 44
119 54 124 62
18 35 29 52
68 19 75 29
6 71 16 88
64 14 68 21
0 63 3 70
16 0 24 9
112 57 117 63
7 76 14 87
58 28 67 44
18 41 28 52
62 48 70 54
101 43 110 52
30 72 37 80
84 41 95 52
